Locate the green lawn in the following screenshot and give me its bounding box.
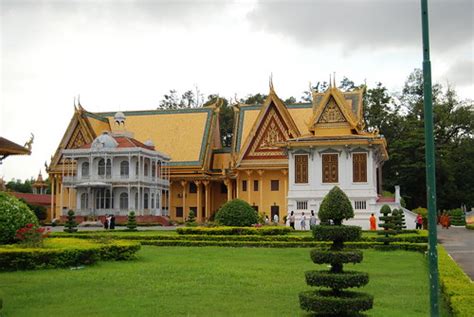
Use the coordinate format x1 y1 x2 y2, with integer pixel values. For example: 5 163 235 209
0 247 443 316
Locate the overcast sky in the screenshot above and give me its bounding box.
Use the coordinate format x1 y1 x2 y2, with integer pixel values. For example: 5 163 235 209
1 0 473 181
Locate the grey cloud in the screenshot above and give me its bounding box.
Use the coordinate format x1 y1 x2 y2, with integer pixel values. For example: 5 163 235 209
444 59 473 86
247 0 473 53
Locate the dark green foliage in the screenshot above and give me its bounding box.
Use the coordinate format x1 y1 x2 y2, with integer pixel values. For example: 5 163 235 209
126 211 137 231
299 290 374 316
312 225 361 242
377 204 396 245
448 209 466 226
6 178 34 193
18 199 47 221
177 226 290 235
300 188 372 315
318 186 354 225
63 210 78 233
310 249 363 265
0 192 38 244
391 209 406 233
305 271 369 289
215 199 258 227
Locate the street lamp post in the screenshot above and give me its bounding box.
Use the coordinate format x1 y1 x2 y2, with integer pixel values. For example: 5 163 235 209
420 0 440 315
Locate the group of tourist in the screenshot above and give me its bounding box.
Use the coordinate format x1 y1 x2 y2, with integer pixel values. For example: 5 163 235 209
103 214 116 230
287 210 317 230
264 214 279 225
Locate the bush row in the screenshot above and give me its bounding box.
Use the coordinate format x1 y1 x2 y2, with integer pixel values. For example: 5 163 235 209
466 224 474 230
0 239 140 271
138 239 427 251
438 245 474 317
176 226 291 235
51 232 427 243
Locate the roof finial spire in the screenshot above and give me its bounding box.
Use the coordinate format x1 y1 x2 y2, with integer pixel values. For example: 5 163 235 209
333 72 336 88
73 96 77 109
329 73 332 88
77 94 81 107
269 73 274 92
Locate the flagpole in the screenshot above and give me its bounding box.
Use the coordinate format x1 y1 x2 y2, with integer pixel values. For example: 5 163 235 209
420 0 440 315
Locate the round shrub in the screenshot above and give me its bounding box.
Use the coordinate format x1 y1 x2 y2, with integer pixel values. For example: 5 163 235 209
310 249 363 265
215 199 258 227
0 192 38 244
318 186 354 225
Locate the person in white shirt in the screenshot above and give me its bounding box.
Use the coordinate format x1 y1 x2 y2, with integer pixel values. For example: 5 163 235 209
300 212 307 230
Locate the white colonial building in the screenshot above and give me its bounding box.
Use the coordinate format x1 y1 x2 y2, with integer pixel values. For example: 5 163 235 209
280 86 416 229
61 117 170 219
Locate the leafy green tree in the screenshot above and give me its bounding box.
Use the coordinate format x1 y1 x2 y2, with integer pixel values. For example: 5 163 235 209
215 199 258 227
6 179 34 193
240 93 267 104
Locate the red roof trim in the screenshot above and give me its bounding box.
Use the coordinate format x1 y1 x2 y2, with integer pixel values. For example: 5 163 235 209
10 192 51 205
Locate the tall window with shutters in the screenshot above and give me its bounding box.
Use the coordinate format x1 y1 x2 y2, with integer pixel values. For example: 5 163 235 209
353 153 367 182
322 154 338 183
294 154 308 184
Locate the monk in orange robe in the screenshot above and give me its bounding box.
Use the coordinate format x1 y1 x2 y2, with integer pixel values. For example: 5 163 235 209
370 213 377 230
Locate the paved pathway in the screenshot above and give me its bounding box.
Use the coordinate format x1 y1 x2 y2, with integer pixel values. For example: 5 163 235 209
437 225 474 280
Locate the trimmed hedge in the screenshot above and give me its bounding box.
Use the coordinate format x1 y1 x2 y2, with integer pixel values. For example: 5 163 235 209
176 226 291 236
138 239 427 251
0 238 140 271
466 224 474 230
299 290 373 315
305 270 369 289
438 245 474 317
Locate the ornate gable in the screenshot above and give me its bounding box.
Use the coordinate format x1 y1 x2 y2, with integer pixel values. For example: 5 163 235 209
243 104 289 160
318 97 347 124
309 87 359 134
67 128 87 149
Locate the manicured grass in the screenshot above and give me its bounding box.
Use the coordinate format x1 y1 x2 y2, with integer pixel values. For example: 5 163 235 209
0 246 443 316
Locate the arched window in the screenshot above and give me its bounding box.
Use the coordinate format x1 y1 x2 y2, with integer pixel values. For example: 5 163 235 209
105 159 111 177
80 193 88 210
152 163 156 178
120 161 129 177
135 192 139 209
135 162 139 177
144 193 149 209
82 162 89 177
98 159 105 176
120 192 128 210
151 193 155 209
144 162 149 176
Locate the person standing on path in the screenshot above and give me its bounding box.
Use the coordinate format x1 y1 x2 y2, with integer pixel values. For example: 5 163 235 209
289 211 295 229
104 214 109 230
370 213 377 231
273 213 279 225
309 210 317 229
300 212 307 231
415 213 423 230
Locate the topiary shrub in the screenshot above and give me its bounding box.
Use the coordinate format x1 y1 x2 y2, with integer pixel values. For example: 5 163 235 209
186 210 197 227
318 186 354 226
377 205 396 245
64 210 78 233
448 209 466 226
391 208 406 233
215 199 258 227
299 186 373 316
126 211 137 231
0 192 38 244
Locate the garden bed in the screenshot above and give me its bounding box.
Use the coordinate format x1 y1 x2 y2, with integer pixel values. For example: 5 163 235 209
0 238 140 271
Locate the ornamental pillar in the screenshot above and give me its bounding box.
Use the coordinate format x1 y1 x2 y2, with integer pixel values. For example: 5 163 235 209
203 180 210 221
245 170 252 204
282 169 288 213
257 170 264 213
195 180 202 222
181 180 187 220
224 178 232 202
